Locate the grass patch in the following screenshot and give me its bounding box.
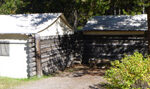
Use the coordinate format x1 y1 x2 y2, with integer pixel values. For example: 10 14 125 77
0 77 23 89
0 76 52 89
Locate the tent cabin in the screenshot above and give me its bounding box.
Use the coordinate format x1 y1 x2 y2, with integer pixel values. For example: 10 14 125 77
0 13 73 78
82 14 147 35
81 14 148 63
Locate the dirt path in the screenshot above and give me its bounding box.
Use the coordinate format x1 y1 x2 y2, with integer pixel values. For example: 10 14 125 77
16 66 107 89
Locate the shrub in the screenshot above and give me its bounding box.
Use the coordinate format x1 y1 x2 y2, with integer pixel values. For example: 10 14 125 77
105 52 150 89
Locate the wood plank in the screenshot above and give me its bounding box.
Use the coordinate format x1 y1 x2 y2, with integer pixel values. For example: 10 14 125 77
28 58 36 63
83 31 145 35
41 48 62 54
40 44 59 49
40 40 59 45
28 62 36 67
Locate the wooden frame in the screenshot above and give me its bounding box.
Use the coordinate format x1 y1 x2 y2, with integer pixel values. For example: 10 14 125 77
83 30 145 35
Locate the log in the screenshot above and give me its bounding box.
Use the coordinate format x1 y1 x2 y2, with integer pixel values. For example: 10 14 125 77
28 43 35 48
40 40 59 44
40 44 59 49
40 36 59 40
41 48 61 53
29 71 36 77
28 53 35 58
42 62 49 67
28 62 36 67
28 58 36 63
28 67 36 72
41 58 51 63
28 48 36 52
28 39 35 43
41 54 54 59
35 35 43 77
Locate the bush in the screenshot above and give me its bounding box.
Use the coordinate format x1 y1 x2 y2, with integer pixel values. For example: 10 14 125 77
105 52 150 89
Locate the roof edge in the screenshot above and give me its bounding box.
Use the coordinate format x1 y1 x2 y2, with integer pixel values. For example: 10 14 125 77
37 14 61 33
37 13 73 33
59 14 73 30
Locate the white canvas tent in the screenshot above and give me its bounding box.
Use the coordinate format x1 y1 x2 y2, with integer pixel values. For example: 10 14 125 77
82 14 147 35
0 13 72 78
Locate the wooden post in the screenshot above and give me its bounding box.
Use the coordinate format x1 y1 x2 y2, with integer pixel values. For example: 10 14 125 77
35 35 42 77
148 7 150 31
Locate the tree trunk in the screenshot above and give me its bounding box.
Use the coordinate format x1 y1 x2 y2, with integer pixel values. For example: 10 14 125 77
73 10 78 30
147 7 150 54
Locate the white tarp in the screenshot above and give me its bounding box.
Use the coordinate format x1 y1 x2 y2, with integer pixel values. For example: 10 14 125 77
83 14 148 31
0 13 62 34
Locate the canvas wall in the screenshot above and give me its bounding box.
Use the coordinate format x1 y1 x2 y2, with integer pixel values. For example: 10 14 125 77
0 34 28 78
38 18 73 36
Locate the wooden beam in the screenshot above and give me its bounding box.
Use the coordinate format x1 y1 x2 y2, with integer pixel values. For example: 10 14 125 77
35 35 43 77
83 31 145 35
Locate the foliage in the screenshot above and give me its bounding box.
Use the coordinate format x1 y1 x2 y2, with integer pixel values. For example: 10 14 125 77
105 52 150 89
76 0 110 26
107 0 150 15
18 0 150 28
0 0 149 28
0 0 24 14
18 0 110 29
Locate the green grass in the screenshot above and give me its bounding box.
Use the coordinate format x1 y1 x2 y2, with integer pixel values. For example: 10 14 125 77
0 76 51 89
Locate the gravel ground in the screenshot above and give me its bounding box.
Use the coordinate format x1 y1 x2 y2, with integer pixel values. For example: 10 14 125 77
16 66 107 89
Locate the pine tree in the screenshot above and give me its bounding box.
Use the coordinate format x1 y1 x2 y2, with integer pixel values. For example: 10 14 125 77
0 0 24 14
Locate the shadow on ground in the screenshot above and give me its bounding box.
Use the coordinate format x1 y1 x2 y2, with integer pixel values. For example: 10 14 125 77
56 65 107 78
89 83 109 89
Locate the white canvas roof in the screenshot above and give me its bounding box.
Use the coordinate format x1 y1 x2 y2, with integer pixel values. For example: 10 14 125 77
0 13 63 34
83 14 148 31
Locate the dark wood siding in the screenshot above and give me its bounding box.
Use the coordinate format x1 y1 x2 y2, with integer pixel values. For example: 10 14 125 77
82 35 148 63
39 35 83 75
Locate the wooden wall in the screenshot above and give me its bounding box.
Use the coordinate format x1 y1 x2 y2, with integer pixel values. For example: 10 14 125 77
27 36 37 77
39 34 82 75
82 35 148 64
28 32 149 77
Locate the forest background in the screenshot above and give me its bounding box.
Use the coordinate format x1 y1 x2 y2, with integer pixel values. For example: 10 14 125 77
0 0 150 29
